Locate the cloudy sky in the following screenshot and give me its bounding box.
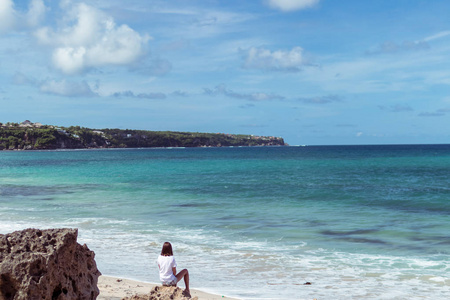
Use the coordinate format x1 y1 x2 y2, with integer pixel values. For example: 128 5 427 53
1 0 450 145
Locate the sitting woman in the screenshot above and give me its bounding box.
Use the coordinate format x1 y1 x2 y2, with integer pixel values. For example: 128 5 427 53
157 242 190 296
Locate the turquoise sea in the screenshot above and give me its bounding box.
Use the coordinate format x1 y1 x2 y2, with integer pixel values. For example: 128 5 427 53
0 145 449 299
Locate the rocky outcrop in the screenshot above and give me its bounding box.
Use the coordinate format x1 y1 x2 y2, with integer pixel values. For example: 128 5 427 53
122 286 197 300
0 228 101 300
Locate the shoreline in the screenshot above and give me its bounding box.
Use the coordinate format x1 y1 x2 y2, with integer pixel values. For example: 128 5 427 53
0 144 287 152
97 275 240 300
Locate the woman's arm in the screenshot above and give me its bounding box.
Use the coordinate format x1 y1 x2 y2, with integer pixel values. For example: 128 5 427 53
172 267 177 276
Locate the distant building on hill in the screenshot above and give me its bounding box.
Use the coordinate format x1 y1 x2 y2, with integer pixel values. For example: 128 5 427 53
20 120 33 127
19 120 45 128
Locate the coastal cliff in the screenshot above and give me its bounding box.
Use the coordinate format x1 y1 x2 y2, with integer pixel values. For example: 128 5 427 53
0 121 286 150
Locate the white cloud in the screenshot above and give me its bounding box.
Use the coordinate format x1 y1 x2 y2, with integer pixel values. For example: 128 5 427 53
40 79 97 97
366 40 429 55
0 0 47 33
242 46 308 72
27 0 46 27
35 2 150 74
298 95 342 104
51 47 87 74
299 45 450 94
111 90 166 100
204 84 285 101
424 31 450 42
0 0 16 33
378 104 414 112
176 9 255 40
266 0 319 12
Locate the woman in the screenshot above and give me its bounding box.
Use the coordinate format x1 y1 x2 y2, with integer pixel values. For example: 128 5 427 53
157 242 190 296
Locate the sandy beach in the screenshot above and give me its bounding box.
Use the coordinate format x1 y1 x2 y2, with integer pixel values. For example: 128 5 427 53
97 275 239 300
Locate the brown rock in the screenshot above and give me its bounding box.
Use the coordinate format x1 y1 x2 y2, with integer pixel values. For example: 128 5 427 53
122 286 198 300
0 228 101 300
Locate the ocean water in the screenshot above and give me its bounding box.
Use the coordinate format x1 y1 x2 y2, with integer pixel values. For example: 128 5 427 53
0 145 449 299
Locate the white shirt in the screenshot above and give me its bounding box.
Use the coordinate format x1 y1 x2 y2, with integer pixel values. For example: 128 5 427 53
157 255 177 282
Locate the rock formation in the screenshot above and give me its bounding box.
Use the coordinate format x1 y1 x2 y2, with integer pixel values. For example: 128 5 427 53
122 286 198 300
0 228 101 300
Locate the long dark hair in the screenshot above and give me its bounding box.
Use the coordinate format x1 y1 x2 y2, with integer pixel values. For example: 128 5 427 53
161 242 173 256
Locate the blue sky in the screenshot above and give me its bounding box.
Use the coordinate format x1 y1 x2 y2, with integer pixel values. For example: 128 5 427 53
1 0 450 145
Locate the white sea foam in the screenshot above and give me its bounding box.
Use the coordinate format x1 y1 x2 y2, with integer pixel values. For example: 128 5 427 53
1 216 449 299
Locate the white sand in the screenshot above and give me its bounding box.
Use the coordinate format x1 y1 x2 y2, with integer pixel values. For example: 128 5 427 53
97 275 239 300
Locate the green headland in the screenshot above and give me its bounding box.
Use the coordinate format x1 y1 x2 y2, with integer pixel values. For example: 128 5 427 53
0 120 286 150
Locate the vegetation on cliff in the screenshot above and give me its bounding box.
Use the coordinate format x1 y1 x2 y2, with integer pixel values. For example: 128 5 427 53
0 121 286 150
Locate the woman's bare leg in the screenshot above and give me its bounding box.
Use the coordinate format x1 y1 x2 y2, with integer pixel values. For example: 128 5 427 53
176 269 190 295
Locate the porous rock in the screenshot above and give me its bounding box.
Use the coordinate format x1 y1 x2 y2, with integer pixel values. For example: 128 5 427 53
0 228 101 300
122 286 198 300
